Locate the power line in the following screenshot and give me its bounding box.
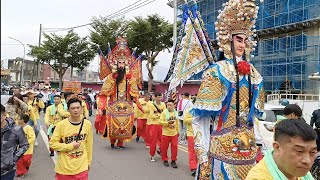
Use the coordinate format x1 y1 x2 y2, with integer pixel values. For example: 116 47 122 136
1 43 24 46
42 0 156 33
43 0 155 32
42 0 144 31
91 0 156 24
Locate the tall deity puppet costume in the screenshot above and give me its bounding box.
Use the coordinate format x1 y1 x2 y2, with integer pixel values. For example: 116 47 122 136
164 0 265 179
98 37 143 148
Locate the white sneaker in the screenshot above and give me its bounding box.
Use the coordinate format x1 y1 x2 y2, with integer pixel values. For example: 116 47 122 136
145 146 150 149
150 157 155 162
35 140 38 147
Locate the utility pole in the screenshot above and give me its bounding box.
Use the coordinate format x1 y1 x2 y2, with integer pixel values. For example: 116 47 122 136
167 0 178 45
36 24 42 84
173 0 177 45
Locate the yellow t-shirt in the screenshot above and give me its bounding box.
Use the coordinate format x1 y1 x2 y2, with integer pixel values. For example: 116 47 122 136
134 98 149 119
23 124 36 155
81 101 89 119
49 119 93 175
246 158 303 180
28 99 45 120
146 101 166 125
159 110 179 136
183 108 194 137
45 104 70 126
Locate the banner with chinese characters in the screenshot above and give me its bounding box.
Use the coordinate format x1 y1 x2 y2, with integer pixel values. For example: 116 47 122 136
63 81 81 94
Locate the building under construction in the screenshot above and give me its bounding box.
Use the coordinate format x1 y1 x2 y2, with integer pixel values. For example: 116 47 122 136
177 0 320 94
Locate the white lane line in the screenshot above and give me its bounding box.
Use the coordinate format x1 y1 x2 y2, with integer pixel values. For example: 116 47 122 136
39 125 57 164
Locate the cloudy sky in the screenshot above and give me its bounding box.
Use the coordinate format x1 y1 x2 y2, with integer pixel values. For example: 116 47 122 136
1 0 175 81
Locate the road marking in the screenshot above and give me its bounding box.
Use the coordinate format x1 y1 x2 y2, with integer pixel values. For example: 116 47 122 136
39 125 57 164
178 145 188 153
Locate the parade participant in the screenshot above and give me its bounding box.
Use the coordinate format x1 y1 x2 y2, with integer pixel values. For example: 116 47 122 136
170 0 265 178
49 98 93 180
16 114 35 178
147 92 166 161
276 104 303 123
310 107 320 151
60 92 66 105
177 92 193 145
144 91 155 149
41 88 50 112
13 86 21 96
134 92 150 142
25 89 45 146
94 91 107 134
99 37 142 149
83 89 93 116
77 93 89 119
184 106 198 176
94 93 98 109
48 89 55 106
20 96 38 150
1 104 29 180
159 99 179 168
63 92 74 105
246 119 317 180
5 94 29 123
45 95 70 156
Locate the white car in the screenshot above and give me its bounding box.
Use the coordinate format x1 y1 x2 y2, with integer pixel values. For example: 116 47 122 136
258 104 285 150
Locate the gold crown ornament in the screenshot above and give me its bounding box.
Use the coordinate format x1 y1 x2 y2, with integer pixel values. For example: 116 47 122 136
215 0 263 61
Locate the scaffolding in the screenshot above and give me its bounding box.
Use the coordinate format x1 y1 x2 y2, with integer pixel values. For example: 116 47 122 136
252 0 320 93
256 0 320 30
177 0 320 93
252 33 320 93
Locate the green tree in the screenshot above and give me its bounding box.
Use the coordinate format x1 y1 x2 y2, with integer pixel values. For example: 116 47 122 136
28 30 95 88
127 14 173 92
90 17 128 52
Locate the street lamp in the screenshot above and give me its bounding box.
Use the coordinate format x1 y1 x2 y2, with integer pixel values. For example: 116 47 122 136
9 37 25 86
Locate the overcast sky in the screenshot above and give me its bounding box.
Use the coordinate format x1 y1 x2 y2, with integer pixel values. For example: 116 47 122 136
1 0 175 81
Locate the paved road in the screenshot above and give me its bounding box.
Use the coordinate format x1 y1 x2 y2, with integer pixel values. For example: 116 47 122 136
17 113 194 180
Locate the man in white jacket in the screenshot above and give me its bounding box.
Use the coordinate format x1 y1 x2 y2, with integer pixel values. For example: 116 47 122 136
177 92 193 145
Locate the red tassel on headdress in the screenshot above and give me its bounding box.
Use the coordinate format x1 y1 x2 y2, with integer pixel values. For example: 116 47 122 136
237 61 251 75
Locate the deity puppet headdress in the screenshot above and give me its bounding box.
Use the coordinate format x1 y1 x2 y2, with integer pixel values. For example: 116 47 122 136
108 36 133 74
98 36 143 89
215 0 261 61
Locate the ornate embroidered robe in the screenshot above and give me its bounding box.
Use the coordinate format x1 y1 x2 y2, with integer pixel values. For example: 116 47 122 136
100 73 139 140
191 59 265 180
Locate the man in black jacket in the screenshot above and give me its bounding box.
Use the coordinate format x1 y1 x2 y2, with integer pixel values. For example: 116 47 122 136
310 107 320 151
1 104 29 180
